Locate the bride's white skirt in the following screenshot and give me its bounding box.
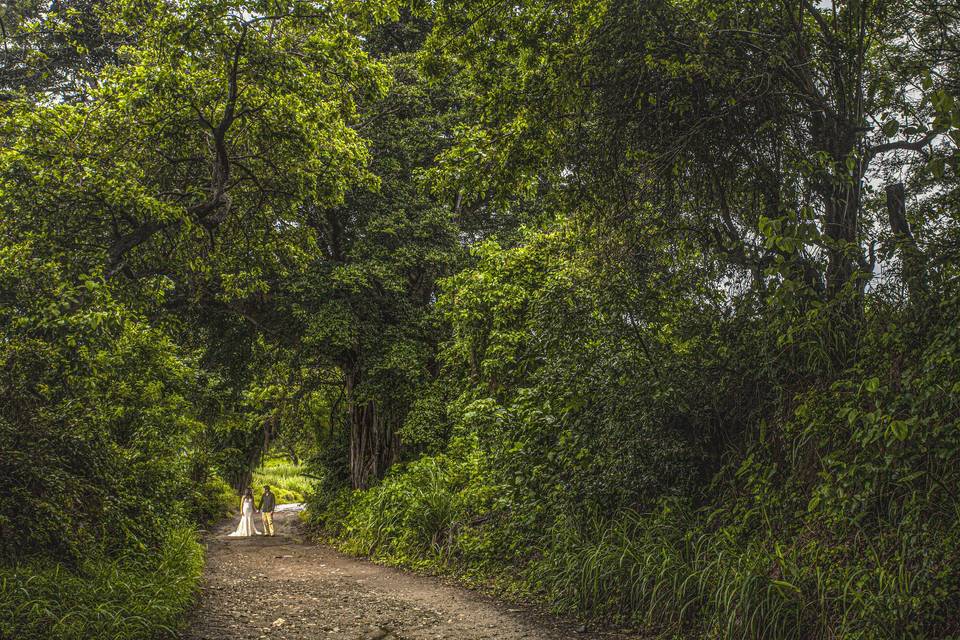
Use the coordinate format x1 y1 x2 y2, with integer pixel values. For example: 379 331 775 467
228 501 262 537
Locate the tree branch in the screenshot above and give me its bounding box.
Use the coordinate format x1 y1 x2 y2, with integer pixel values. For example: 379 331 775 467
106 219 179 279
190 23 248 229
866 130 937 159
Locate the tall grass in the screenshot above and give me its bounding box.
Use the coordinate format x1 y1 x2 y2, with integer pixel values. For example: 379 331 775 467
532 510 812 638
338 456 457 561
530 507 954 639
252 457 312 504
0 527 204 640
322 460 953 639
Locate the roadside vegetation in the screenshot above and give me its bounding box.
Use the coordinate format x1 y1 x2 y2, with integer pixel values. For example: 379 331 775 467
305 2 960 639
0 529 203 640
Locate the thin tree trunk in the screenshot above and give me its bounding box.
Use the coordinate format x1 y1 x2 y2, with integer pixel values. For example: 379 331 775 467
886 182 926 304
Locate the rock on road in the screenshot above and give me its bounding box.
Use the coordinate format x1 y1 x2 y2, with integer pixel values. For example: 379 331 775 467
181 508 633 640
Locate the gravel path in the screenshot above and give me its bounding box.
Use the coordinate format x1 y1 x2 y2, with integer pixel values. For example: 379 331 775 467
180 509 633 640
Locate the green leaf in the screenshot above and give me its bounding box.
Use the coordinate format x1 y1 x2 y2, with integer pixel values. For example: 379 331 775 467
889 421 909 441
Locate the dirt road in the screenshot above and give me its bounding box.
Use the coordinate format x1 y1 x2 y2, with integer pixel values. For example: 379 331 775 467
181 509 631 640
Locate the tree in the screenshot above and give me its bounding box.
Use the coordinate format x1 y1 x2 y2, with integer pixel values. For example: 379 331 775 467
422 0 960 365
282 17 465 488
1 0 397 488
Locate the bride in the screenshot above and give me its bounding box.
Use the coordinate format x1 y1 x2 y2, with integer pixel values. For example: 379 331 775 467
228 487 262 537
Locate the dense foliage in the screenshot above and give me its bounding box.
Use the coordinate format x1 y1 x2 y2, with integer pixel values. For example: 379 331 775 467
0 0 394 636
3 0 960 638
310 1 960 638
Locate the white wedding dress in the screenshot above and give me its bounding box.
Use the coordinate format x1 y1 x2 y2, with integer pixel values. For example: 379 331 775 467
228 497 262 537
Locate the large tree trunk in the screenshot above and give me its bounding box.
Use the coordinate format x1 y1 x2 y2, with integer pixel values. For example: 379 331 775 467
345 369 400 489
807 112 864 366
812 113 862 301
784 0 872 367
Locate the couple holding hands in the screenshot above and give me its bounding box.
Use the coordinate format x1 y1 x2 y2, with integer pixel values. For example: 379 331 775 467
228 485 276 537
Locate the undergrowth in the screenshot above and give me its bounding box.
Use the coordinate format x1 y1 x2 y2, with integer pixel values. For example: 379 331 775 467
531 503 960 639
315 470 960 639
0 527 204 640
310 435 516 582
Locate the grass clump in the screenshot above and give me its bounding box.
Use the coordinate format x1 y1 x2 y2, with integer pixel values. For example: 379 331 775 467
532 508 812 638
0 527 204 640
530 499 960 639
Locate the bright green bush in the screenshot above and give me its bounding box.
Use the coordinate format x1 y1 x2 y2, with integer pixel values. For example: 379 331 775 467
0 527 204 640
0 247 208 562
183 475 236 525
0 242 214 639
312 435 509 572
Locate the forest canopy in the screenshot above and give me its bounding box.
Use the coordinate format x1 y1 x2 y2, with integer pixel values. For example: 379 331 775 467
2 0 960 638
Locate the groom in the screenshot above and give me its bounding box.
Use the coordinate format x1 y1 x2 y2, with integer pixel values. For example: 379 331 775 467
258 485 276 536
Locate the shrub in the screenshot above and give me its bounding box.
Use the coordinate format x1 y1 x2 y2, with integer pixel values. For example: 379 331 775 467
183 475 236 526
312 435 508 572
0 249 207 562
